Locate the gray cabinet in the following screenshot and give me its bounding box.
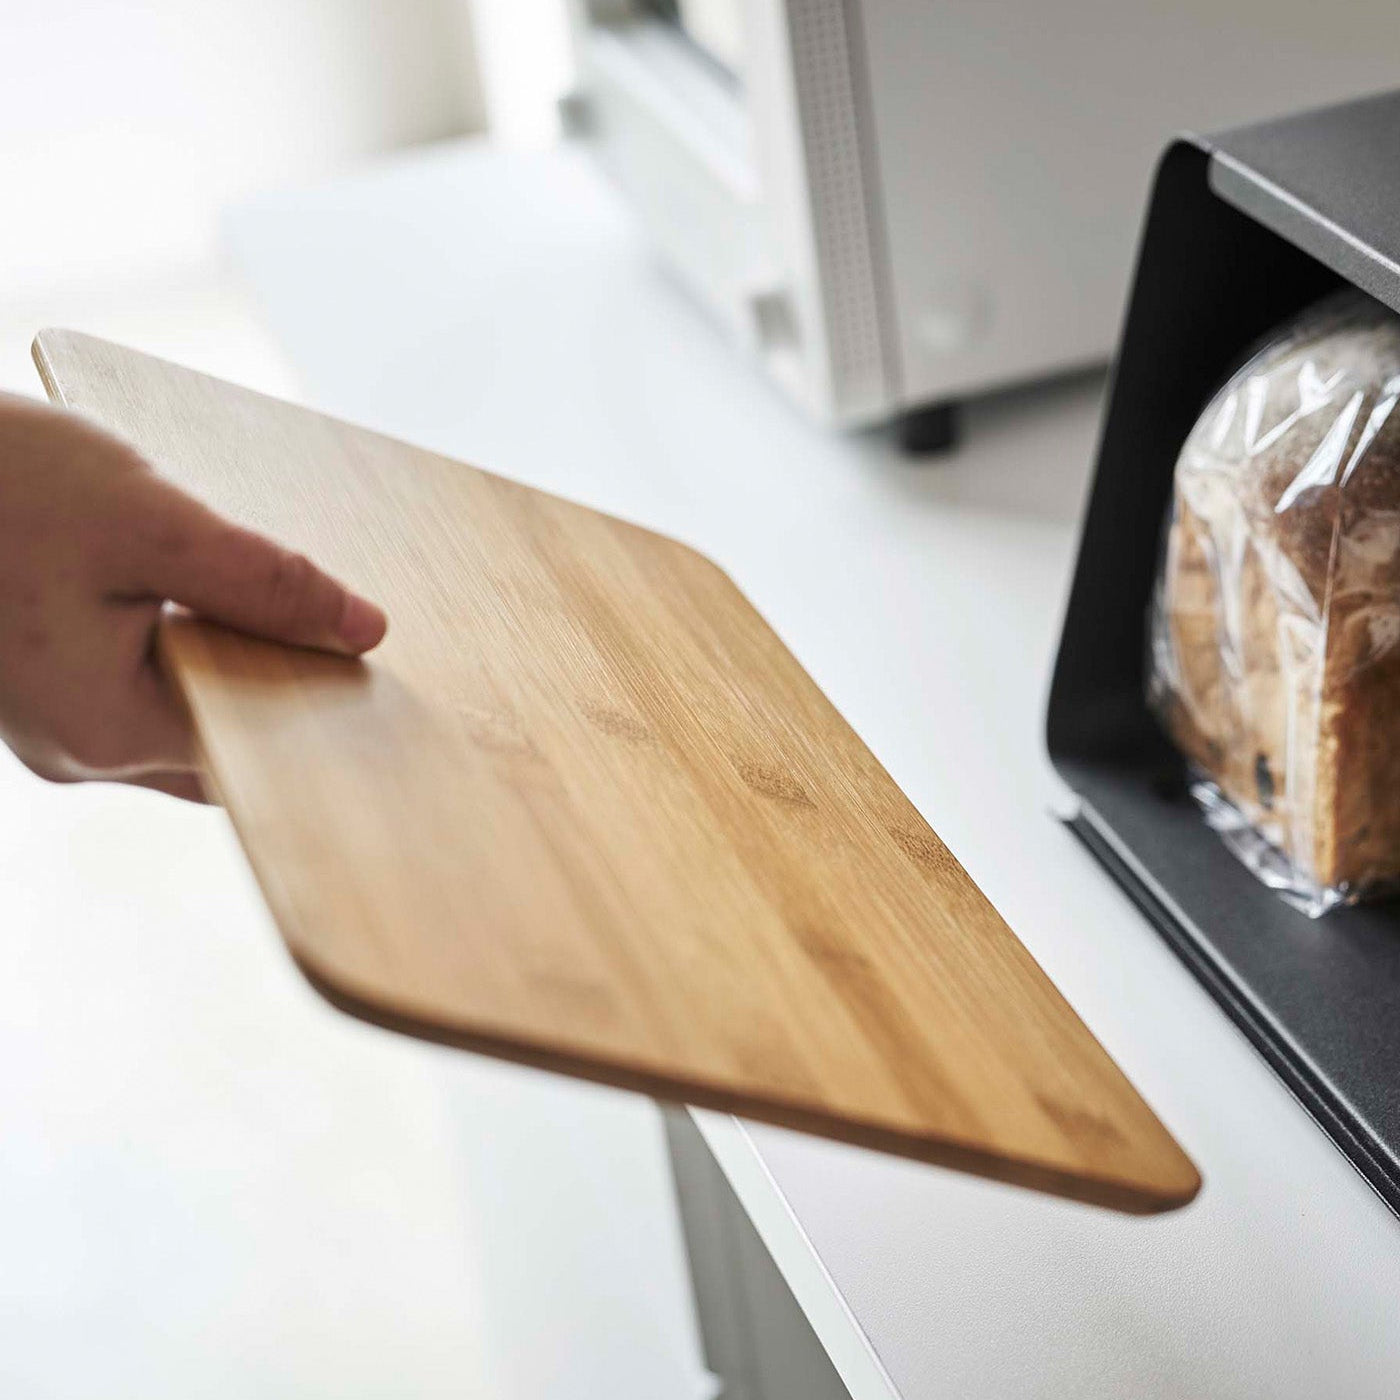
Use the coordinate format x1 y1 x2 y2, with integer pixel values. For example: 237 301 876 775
663 1109 853 1400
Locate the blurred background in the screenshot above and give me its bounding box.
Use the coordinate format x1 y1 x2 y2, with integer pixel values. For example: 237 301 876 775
0 0 573 396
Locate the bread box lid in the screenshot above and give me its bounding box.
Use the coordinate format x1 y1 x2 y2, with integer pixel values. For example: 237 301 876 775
34 330 1198 1214
1047 90 1400 1215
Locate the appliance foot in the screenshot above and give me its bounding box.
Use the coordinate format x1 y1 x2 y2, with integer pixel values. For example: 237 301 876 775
897 400 960 455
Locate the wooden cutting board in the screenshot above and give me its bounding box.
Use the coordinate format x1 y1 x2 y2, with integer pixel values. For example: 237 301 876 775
34 330 1198 1213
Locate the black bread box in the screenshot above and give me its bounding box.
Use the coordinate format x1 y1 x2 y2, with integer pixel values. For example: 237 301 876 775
1048 90 1400 1216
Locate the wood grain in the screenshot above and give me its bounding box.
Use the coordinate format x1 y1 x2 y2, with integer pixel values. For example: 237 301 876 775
34 330 1199 1213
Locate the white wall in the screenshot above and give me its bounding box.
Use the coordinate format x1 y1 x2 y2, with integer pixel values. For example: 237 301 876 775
0 0 484 296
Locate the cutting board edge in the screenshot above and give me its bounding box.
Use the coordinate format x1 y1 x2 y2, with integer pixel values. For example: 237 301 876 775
35 327 714 560
289 942 1200 1216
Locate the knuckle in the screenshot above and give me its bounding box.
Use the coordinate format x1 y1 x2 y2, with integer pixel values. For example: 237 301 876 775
118 479 193 575
142 510 195 562
68 414 147 477
109 440 151 477
265 549 332 632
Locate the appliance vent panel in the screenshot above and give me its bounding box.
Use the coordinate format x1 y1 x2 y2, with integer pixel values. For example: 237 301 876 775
786 0 890 415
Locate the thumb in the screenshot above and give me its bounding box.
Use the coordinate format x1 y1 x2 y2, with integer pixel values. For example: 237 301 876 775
125 474 387 655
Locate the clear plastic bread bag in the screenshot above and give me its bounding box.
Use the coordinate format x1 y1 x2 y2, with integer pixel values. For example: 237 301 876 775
1147 289 1400 916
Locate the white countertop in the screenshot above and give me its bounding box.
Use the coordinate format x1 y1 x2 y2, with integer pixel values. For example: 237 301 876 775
226 139 1400 1399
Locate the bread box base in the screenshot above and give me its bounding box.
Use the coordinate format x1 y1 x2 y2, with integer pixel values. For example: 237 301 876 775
1049 92 1400 1218
1065 777 1400 1218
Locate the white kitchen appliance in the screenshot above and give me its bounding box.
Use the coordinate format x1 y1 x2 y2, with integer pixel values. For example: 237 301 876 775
565 0 1400 446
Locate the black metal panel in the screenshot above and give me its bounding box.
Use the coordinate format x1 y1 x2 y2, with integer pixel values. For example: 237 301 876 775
1047 92 1400 1214
1210 90 1400 317
1065 767 1400 1216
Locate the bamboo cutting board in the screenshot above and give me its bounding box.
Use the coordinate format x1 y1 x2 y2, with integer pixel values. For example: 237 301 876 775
35 331 1198 1213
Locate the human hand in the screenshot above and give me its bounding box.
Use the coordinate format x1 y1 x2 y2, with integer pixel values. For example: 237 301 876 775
0 391 387 801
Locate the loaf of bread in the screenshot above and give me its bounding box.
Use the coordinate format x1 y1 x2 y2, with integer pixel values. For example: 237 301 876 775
1148 291 1400 912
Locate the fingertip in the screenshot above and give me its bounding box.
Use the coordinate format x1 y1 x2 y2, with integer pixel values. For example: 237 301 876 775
336 592 388 654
